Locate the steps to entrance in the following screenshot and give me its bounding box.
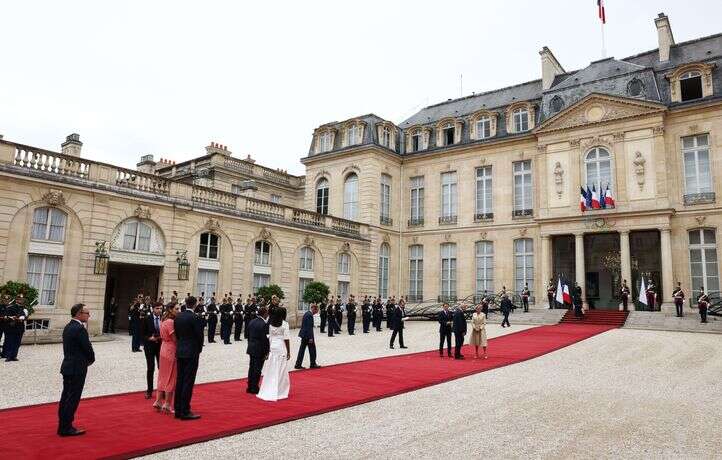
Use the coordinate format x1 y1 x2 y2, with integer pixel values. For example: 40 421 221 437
560 309 629 328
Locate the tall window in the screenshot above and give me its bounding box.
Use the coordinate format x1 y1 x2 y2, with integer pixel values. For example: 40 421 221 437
316 178 329 215
514 238 534 294
298 277 312 311
475 166 493 219
318 132 331 152
196 269 218 296
683 134 712 195
409 176 424 224
199 233 219 259
680 71 703 101
476 116 491 139
585 147 612 191
440 243 457 300
441 172 458 219
122 220 151 251
412 132 422 152
253 273 270 293
409 245 423 301
270 194 281 204
381 127 391 147
31 207 67 242
343 173 359 220
254 241 271 266
689 229 719 296
27 255 61 305
513 108 529 132
513 160 533 216
299 246 314 271
475 241 494 295
380 174 391 224
347 125 358 146
443 123 455 146
378 243 390 298
338 252 350 275
338 281 350 301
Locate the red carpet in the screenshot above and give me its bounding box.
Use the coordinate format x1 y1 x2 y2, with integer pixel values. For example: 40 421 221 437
1 323 613 459
560 309 629 327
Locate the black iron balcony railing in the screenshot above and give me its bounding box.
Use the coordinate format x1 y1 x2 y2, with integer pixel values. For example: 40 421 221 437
380 215 393 226
512 209 533 218
408 217 424 227
438 215 458 225
683 192 715 206
474 212 493 221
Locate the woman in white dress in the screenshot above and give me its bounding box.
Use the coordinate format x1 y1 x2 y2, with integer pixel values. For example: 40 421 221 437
257 307 291 401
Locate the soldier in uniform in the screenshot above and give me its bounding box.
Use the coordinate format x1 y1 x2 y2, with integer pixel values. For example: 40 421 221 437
128 295 143 352
672 282 685 317
620 280 630 311
334 296 343 333
193 297 208 331
103 297 118 334
573 283 584 318
319 297 327 333
0 293 9 358
521 283 530 312
372 297 383 331
697 287 709 323
326 301 337 337
233 295 244 341
361 295 371 333
646 281 657 311
547 279 556 309
346 295 357 335
385 297 395 329
219 293 234 345
480 291 490 318
206 293 219 343
4 294 29 361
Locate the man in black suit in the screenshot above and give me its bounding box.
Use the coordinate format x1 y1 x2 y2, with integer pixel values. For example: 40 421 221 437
389 302 407 349
246 306 270 394
294 304 321 370
438 302 453 357
346 295 357 335
141 302 163 399
174 296 204 420
452 303 467 359
58 303 95 437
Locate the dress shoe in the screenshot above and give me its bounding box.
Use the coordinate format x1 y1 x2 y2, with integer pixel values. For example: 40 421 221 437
310 364 322 369
6 358 19 362
58 428 86 437
294 365 306 370
400 346 408 349
389 345 395 349
180 413 201 420
145 392 152 399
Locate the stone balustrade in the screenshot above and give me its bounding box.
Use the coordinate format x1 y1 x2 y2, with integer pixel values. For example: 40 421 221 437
12 144 90 178
192 185 237 208
115 167 171 196
222 156 302 187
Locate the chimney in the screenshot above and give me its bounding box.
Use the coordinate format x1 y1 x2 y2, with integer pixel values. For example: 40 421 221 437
61 133 82 157
205 141 232 156
539 47 565 91
136 154 156 174
655 13 675 62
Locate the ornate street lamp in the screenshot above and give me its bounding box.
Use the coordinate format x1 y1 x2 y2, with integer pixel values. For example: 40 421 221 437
94 241 109 275
176 250 190 281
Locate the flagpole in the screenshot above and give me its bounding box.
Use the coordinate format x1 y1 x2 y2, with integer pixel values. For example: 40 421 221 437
601 20 607 58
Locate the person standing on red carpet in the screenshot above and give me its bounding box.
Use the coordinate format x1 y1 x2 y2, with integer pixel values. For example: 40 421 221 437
58 303 95 437
452 303 467 359
438 303 453 357
155 303 179 413
295 303 321 370
389 300 407 349
174 296 204 420
246 306 270 394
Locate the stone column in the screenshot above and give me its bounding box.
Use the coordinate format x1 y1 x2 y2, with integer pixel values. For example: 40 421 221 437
620 230 632 310
660 228 675 315
575 233 587 309
541 235 552 304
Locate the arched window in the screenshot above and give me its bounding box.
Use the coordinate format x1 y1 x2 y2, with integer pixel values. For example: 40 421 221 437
680 71 703 101
378 243 390 298
347 125 359 146
513 108 529 132
122 219 152 251
343 173 359 220
585 147 613 192
199 232 219 259
627 78 644 97
31 207 67 242
254 240 271 266
514 238 534 293
299 246 314 271
440 243 457 300
550 95 564 113
475 116 491 139
381 127 391 147
338 252 350 275
408 245 423 301
317 132 332 152
689 229 719 297
316 178 329 215
475 241 493 295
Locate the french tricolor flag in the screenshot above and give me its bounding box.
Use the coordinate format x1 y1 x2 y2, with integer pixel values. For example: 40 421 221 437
604 184 615 207
597 0 606 24
563 283 572 305
580 187 588 212
591 185 601 209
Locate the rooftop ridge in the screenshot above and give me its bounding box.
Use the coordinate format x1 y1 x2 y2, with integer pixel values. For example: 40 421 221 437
422 77 542 110
621 30 722 62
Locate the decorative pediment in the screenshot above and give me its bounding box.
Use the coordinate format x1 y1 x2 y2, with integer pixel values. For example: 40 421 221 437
535 93 666 134
205 217 221 231
42 190 65 206
134 205 151 220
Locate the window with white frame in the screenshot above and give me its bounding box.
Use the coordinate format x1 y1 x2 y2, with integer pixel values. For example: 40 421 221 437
254 240 271 266
475 166 493 218
514 238 534 294
299 246 314 271
409 245 423 301
199 232 219 259
316 178 329 215
378 243 390 298
318 132 332 152
443 123 455 146
475 241 493 295
298 277 313 311
476 116 491 139
27 255 61 305
440 243 457 300
513 108 529 132
441 172 458 219
585 147 613 193
31 207 67 242
122 220 152 251
689 229 719 297
411 132 422 152
343 173 359 220
409 176 424 224
196 269 218 296
338 252 351 275
347 124 359 146
253 273 270 293
338 281 350 302
682 134 712 196
380 174 391 223
381 127 391 148
513 160 533 216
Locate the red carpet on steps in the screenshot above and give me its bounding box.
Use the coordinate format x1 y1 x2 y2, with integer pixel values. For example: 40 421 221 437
560 309 629 327
1 323 614 460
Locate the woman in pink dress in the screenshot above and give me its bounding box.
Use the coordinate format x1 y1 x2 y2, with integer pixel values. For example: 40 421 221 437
154 304 179 413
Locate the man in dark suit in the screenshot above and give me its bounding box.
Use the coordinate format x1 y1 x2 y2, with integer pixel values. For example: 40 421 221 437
294 304 321 370
452 303 467 359
246 306 270 394
389 302 407 349
58 303 95 437
438 302 453 357
174 296 204 420
140 302 163 399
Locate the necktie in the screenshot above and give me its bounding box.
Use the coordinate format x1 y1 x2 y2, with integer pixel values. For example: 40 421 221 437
155 316 159 333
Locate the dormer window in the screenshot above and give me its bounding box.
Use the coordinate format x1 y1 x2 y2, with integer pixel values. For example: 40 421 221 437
680 71 703 101
318 132 332 152
412 132 422 152
513 108 529 132
443 123 455 146
475 117 491 139
382 127 391 147
347 125 359 146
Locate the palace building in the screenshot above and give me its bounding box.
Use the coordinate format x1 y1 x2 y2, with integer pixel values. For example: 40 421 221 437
1 13 721 339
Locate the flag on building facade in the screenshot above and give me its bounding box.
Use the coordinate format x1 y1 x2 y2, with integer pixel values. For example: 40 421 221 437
591 184 601 209
580 187 588 212
604 184 615 207
556 278 564 304
638 277 647 306
586 186 593 209
563 283 572 305
597 0 606 24
599 186 607 209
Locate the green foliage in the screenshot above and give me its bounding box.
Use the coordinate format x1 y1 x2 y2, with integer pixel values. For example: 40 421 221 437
256 284 285 302
302 281 330 305
0 280 38 316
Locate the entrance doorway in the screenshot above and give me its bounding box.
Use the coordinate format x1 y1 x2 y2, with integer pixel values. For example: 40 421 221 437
584 232 620 309
552 235 576 285
630 230 662 311
104 262 162 330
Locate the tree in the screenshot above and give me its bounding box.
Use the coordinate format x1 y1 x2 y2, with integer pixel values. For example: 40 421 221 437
303 281 330 305
0 281 39 316
256 284 285 302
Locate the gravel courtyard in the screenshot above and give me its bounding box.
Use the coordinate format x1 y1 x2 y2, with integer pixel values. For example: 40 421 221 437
3 321 721 459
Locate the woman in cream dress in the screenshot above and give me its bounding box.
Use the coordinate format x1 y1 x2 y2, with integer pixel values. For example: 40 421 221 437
469 304 488 359
257 307 291 401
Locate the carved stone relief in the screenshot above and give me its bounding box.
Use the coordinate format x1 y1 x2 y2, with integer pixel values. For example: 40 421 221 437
205 217 221 232
134 205 151 220
553 162 564 198
42 190 65 206
633 151 646 190
259 228 272 241
695 216 706 226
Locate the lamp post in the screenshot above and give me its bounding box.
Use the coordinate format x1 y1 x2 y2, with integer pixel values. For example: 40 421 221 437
94 241 109 275
176 250 190 281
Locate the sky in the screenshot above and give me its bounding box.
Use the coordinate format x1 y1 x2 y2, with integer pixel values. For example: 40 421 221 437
2 1 721 176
